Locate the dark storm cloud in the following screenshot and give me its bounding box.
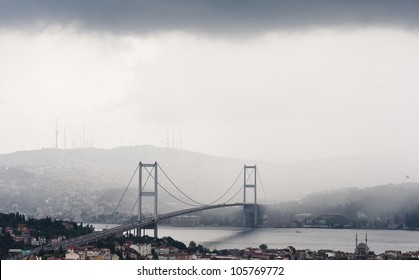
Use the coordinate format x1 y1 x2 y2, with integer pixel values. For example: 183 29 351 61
0 0 418 34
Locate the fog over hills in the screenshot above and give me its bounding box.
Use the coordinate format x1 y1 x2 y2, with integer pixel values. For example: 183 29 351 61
1 145 418 202
1 145 419 222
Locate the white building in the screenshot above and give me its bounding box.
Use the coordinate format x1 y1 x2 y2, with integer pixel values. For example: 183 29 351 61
130 243 152 256
65 249 80 260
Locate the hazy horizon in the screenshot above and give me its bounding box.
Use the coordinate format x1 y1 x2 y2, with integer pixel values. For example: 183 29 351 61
2 144 419 167
1 1 419 164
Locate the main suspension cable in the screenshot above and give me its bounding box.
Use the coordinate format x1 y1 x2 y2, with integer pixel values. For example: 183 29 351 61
205 166 244 205
127 166 154 220
157 164 205 206
256 168 268 202
106 164 139 229
158 181 200 207
223 185 244 204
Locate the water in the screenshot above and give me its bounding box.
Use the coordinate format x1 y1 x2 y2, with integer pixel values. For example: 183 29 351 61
92 224 419 254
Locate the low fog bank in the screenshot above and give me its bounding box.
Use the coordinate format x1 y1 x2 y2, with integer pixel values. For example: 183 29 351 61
0 146 418 221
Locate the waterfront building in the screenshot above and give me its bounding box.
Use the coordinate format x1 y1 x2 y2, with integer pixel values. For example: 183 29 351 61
130 243 152 256
354 233 370 259
65 248 80 260
171 215 200 226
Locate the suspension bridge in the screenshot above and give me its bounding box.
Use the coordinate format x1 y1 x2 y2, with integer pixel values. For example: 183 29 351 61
22 162 268 256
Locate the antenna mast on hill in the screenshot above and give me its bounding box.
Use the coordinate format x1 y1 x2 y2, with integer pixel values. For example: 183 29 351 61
179 130 182 149
63 126 67 149
55 119 58 149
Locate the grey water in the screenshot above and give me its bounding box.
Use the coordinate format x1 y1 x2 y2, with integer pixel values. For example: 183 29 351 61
92 224 419 254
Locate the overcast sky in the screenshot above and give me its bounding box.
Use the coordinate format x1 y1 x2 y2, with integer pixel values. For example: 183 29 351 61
1 0 419 163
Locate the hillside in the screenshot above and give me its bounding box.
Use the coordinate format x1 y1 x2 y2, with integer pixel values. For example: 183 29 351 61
261 183 419 229
1 146 418 221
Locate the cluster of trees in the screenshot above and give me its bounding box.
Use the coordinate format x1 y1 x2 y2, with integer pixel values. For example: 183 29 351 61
405 207 419 229
0 213 28 258
0 232 15 258
92 234 209 260
259 184 419 229
0 212 94 259
0 212 26 227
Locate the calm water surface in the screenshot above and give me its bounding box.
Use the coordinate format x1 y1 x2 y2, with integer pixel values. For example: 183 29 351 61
93 224 419 254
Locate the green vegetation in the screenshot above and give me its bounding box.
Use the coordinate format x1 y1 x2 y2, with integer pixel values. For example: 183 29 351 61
0 212 94 259
259 185 419 230
84 234 209 260
405 207 419 229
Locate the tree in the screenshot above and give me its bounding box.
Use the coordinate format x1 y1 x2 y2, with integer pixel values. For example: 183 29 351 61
188 241 197 253
259 244 268 250
196 244 204 253
405 208 419 229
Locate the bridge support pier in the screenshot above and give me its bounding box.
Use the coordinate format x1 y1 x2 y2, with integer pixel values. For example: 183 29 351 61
243 165 258 227
137 162 158 238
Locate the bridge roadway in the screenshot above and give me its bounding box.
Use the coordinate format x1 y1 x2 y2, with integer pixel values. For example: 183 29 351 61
21 202 244 258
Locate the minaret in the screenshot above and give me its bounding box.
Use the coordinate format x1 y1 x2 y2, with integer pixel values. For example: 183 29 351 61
365 233 368 253
355 233 358 253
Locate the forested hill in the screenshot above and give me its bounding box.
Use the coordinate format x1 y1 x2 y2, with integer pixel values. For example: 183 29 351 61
262 183 419 229
1 146 418 222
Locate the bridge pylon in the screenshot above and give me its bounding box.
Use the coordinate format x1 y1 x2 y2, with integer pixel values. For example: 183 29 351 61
243 165 258 227
137 162 158 238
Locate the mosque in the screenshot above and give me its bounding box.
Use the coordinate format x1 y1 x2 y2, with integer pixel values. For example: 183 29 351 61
354 233 370 259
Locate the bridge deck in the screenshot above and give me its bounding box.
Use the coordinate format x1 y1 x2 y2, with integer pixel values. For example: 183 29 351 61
17 203 243 258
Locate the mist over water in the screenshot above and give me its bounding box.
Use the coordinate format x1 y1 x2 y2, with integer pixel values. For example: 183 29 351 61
94 224 419 254
160 226 419 254
2 1 419 265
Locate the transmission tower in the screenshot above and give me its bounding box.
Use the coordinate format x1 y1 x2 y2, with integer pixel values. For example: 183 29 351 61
243 165 258 227
137 162 158 238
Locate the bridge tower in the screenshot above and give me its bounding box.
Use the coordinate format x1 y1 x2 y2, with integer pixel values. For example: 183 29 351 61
243 165 258 227
137 162 158 238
